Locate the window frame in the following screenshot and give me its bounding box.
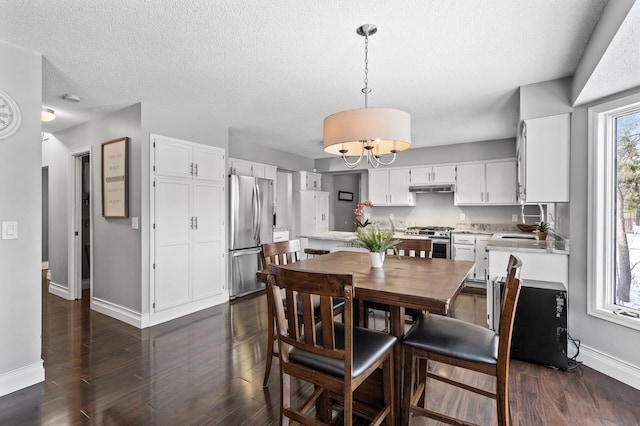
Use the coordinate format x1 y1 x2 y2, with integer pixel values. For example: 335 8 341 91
588 92 640 331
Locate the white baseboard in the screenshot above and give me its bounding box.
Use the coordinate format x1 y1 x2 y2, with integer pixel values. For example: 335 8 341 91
579 344 640 390
148 292 229 327
48 281 72 300
91 297 143 328
0 361 44 398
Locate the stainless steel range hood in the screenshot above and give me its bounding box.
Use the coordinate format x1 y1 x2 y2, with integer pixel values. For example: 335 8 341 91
409 184 455 193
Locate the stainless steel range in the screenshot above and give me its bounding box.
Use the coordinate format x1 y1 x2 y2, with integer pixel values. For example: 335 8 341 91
404 226 453 259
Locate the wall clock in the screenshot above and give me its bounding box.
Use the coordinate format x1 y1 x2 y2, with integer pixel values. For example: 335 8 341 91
0 88 22 140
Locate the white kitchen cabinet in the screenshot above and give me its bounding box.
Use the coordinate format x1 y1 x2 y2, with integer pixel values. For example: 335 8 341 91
154 136 225 182
296 190 329 235
294 171 322 191
455 160 517 205
452 233 489 282
151 135 226 325
368 168 415 206
410 164 456 185
518 113 570 203
229 158 277 180
474 235 489 282
154 178 225 310
455 163 485 204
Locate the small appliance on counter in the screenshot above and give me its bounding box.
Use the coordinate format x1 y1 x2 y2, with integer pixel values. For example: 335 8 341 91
229 175 274 299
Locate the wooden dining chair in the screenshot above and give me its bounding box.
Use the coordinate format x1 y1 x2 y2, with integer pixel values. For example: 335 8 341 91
401 254 523 426
364 238 433 329
392 238 433 258
260 239 343 387
267 263 397 425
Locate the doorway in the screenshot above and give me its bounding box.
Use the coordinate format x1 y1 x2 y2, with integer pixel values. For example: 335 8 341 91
69 148 93 300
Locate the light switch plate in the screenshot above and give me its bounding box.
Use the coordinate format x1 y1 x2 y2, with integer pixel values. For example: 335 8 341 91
2 221 18 239
512 214 518 222
131 217 139 230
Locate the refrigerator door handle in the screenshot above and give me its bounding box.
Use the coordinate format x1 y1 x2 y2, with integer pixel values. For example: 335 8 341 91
233 248 262 257
255 183 262 243
251 184 259 241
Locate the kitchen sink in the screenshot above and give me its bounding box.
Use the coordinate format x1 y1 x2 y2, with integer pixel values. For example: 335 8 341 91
493 233 537 240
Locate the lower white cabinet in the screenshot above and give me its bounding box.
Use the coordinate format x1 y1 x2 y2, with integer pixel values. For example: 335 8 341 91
452 233 489 282
295 190 329 235
154 178 225 312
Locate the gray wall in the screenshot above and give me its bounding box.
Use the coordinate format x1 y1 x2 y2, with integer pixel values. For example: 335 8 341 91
44 104 143 311
319 138 520 228
330 174 360 231
228 137 314 172
570 86 640 369
314 138 516 172
0 41 44 394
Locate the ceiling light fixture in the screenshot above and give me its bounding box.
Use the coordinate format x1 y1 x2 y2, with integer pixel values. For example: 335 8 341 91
323 24 411 169
41 107 56 122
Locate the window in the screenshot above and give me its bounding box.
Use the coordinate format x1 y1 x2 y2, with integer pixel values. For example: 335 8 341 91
588 93 640 330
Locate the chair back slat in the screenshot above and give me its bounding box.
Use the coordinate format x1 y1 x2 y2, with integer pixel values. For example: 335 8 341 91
261 239 302 268
268 263 352 363
497 255 523 378
389 238 433 258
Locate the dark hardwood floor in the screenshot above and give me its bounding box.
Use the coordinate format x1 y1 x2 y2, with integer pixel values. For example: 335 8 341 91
0 274 639 425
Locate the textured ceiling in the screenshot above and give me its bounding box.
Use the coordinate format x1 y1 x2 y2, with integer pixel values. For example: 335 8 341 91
1 0 608 159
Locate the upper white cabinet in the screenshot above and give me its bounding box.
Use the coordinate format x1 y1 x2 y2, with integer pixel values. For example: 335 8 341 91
154 136 225 182
518 113 570 203
229 158 277 181
410 164 456 185
369 168 415 206
294 171 322 191
455 160 517 205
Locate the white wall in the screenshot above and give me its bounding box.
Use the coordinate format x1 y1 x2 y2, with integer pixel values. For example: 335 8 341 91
0 41 44 396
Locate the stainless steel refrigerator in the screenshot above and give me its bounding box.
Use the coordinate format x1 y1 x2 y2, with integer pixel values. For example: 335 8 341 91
229 175 274 298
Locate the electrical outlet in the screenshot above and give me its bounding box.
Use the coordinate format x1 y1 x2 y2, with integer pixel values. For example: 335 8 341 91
389 213 394 221
459 213 466 221
131 217 139 230
512 214 518 222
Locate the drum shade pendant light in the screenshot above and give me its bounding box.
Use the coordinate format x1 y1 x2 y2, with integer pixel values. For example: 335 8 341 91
323 24 411 168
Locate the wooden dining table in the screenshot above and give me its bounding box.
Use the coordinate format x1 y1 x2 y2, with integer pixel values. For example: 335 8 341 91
256 250 475 425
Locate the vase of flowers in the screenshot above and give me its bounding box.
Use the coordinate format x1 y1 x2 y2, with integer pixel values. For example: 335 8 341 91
354 200 373 228
351 221 400 268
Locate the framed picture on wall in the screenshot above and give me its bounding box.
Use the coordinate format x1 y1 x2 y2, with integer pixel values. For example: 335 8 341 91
338 191 354 201
101 137 129 218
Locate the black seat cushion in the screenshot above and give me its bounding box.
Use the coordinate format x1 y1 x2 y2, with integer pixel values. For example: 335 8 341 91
290 323 397 378
403 313 498 365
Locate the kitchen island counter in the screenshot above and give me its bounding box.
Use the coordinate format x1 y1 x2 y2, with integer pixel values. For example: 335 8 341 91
486 235 570 255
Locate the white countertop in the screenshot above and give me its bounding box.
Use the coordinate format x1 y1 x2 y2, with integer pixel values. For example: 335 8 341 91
300 231 433 242
486 235 569 255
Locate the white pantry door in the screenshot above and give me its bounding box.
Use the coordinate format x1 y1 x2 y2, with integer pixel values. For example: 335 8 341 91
154 177 192 310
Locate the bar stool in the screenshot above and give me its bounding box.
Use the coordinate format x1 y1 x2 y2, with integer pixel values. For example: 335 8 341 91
304 248 330 258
